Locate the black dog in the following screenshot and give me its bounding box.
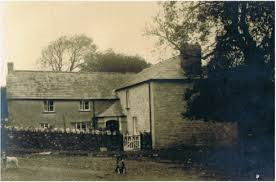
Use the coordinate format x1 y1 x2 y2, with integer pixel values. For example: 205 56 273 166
115 155 126 174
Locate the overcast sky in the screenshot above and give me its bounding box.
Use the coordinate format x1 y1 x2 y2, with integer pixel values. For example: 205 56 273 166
0 1 175 86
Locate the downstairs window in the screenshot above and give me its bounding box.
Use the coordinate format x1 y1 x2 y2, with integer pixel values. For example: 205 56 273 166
40 123 49 129
74 122 89 131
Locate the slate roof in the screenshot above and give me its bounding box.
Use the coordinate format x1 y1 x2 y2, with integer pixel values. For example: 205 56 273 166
6 71 134 99
116 56 186 90
97 101 125 117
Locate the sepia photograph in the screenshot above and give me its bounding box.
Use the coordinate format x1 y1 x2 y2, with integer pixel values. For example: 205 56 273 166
0 1 274 181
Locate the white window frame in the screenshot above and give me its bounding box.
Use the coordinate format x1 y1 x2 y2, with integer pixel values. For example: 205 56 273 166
79 100 90 111
75 122 88 131
40 123 49 129
44 100 54 112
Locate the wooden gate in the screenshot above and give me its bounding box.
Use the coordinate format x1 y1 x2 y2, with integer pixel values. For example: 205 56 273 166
123 134 141 151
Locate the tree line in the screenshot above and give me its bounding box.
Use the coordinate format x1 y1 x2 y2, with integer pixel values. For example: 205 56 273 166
37 34 151 73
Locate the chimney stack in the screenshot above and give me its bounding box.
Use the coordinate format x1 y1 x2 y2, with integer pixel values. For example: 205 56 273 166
7 62 14 74
180 44 202 77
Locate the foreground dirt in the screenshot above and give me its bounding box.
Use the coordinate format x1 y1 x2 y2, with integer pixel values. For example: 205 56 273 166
1 155 222 181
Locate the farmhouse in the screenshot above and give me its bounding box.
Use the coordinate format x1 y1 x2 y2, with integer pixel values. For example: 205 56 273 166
6 45 238 150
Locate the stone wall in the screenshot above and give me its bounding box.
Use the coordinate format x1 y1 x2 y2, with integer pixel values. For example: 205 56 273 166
7 99 116 129
116 83 151 135
2 127 123 152
152 81 238 149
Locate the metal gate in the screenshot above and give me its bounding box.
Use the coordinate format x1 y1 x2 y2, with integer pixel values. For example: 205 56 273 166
123 134 141 151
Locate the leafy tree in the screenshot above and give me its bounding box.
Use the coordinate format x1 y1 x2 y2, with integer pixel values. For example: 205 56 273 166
145 1 212 55
189 2 274 128
38 34 97 72
149 2 275 175
80 49 151 73
148 1 274 125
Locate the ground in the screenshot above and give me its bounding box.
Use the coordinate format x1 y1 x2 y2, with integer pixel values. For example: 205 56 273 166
1 155 222 181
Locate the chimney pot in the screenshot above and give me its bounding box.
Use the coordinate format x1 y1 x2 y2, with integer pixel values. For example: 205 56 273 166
180 44 202 77
7 62 14 73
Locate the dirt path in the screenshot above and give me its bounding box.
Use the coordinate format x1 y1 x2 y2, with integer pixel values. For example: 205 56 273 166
1 155 221 180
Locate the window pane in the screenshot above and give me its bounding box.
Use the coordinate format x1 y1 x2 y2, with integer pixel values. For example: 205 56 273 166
44 100 54 112
76 123 81 129
49 105 53 111
49 100 53 106
40 123 49 128
82 123 86 130
49 101 54 111
84 101 89 110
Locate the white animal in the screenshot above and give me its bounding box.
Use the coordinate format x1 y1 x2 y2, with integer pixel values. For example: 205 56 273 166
256 174 261 181
2 153 19 168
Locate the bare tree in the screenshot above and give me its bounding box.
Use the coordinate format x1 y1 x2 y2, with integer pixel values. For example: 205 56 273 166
38 34 97 72
144 2 214 59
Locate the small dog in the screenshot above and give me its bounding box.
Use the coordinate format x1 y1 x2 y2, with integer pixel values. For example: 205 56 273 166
115 155 126 174
2 152 19 168
256 174 262 181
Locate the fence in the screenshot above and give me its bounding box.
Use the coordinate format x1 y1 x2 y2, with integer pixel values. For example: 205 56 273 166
1 126 123 153
123 135 141 151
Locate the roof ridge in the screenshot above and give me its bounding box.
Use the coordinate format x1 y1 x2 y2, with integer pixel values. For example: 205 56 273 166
116 55 185 90
131 55 180 75
142 55 181 79
13 70 136 75
155 55 180 65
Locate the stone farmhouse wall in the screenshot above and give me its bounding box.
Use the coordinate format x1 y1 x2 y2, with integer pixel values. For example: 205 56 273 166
152 80 238 149
8 99 116 129
116 83 151 135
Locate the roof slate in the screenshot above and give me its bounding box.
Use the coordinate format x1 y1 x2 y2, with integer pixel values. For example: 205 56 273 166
97 101 125 117
6 71 135 99
6 56 187 99
116 56 186 90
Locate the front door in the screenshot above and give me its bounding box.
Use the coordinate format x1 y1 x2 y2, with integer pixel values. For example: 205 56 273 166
106 120 119 132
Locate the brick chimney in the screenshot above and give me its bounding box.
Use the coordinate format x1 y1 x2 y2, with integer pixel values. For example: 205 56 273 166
180 44 202 77
7 62 14 74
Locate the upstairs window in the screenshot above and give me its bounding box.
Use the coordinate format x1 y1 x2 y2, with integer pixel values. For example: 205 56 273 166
79 100 90 111
44 100 54 112
40 123 49 129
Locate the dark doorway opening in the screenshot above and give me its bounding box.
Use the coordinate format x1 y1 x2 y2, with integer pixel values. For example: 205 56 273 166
106 120 119 132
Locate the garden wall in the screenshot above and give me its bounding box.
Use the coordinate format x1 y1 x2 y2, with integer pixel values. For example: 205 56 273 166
1 127 123 153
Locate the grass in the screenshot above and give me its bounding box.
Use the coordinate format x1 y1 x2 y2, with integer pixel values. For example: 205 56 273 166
0 155 220 181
